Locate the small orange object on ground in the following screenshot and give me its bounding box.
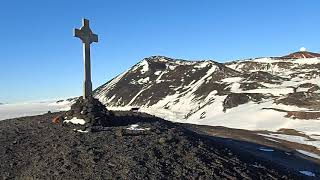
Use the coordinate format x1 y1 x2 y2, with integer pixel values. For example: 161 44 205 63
52 116 61 124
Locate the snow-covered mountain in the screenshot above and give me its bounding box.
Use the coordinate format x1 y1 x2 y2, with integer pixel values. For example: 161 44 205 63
94 52 320 139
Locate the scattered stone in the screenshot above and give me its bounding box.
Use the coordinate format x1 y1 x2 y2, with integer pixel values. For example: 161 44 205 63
158 137 166 144
52 116 62 124
115 129 123 137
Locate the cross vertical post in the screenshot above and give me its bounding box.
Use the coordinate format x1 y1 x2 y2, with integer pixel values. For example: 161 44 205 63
83 43 92 97
73 18 98 99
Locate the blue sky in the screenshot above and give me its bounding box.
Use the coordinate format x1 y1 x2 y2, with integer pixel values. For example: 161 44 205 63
1 0 319 103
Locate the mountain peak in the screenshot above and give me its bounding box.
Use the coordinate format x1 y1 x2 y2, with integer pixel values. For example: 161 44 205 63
281 50 320 59
145 56 173 62
144 56 219 64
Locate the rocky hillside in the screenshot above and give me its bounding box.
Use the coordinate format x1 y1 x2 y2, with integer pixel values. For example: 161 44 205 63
0 110 312 179
95 55 319 117
94 56 242 119
93 52 320 156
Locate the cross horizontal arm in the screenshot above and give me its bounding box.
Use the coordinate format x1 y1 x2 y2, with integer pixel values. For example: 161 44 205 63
91 33 98 43
73 28 82 38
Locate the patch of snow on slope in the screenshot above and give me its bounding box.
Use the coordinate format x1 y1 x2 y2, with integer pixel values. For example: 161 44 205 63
271 103 312 111
137 77 150 84
166 63 177 70
155 71 167 83
219 77 243 93
293 58 320 64
299 171 316 177
194 61 210 68
127 124 150 131
242 88 293 96
73 129 89 133
221 77 243 83
185 100 320 136
229 83 242 92
104 95 116 104
128 87 150 106
132 60 149 74
265 138 280 143
259 147 274 152
139 60 149 74
64 117 86 125
296 87 311 92
259 133 320 149
226 63 245 71
297 150 320 160
251 57 320 65
251 57 273 63
267 77 320 89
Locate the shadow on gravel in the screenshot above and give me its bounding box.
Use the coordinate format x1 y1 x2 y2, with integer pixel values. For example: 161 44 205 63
106 115 158 127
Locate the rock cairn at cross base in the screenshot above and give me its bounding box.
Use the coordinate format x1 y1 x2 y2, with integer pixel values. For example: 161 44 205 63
61 96 114 131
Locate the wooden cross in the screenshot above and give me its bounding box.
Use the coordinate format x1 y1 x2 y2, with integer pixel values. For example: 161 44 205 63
73 18 98 99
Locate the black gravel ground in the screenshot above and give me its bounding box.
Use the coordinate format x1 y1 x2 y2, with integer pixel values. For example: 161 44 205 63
0 98 309 179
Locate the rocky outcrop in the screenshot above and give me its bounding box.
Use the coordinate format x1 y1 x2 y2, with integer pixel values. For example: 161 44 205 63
223 93 265 111
245 71 288 83
276 92 320 110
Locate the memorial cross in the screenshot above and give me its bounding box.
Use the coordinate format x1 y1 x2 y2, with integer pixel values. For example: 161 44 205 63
73 18 98 99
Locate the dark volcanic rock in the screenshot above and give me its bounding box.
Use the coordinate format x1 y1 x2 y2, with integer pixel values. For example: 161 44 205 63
297 83 320 93
0 113 303 179
245 71 288 84
275 92 320 110
223 93 266 111
239 82 267 91
223 93 250 112
276 92 320 110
